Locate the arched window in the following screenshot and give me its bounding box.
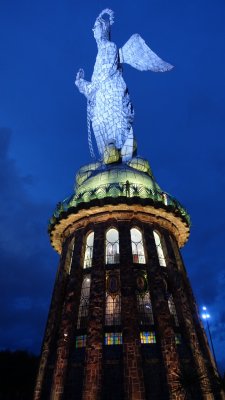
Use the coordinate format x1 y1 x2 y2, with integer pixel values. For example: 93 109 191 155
77 275 91 329
168 294 179 327
153 230 167 267
105 271 121 326
105 228 119 264
83 232 94 268
130 228 146 264
136 273 154 325
137 292 154 325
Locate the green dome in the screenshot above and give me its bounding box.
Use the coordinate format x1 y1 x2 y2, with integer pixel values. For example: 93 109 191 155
49 157 190 231
76 163 161 197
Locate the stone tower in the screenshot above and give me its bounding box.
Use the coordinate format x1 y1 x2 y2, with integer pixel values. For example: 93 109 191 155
34 157 223 400
34 9 224 400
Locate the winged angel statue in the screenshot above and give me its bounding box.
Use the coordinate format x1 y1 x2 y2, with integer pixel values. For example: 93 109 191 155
75 9 173 162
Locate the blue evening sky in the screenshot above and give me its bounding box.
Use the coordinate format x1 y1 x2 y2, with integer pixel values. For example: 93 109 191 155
0 0 225 372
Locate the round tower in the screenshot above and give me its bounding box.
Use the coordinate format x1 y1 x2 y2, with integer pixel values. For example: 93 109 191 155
34 156 222 400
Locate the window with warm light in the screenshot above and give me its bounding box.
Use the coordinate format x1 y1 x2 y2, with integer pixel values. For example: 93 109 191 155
77 275 91 329
130 228 146 264
153 230 167 267
140 331 156 344
105 332 122 345
136 273 154 325
83 232 94 268
105 271 121 326
105 228 120 264
137 292 154 325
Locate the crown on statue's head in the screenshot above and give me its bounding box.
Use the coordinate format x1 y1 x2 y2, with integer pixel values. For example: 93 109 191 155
97 9 114 26
94 9 114 35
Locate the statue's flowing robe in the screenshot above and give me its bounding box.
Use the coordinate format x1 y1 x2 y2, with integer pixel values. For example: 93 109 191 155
85 41 134 157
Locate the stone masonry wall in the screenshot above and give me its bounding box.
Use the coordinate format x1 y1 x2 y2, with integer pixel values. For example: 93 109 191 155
35 209 222 400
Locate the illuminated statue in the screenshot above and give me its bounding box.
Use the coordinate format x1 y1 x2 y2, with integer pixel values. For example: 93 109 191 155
75 9 173 162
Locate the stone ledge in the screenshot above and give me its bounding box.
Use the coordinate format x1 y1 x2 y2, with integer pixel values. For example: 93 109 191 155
49 197 190 254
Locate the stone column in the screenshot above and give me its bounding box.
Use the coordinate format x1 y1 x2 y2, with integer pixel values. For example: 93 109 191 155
170 236 221 381
164 233 214 400
184 279 225 399
144 225 185 400
119 221 146 400
34 237 72 400
50 229 84 400
82 223 105 400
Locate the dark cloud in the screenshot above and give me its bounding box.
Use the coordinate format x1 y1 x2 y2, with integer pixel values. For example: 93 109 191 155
0 129 58 353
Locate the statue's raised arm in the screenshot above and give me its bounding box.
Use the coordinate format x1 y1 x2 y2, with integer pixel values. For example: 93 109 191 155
75 9 173 162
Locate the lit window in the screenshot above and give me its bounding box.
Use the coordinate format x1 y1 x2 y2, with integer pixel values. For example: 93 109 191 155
137 292 154 325
105 272 121 326
105 332 122 345
168 294 179 327
136 273 154 325
77 275 91 329
175 333 182 345
140 331 156 344
83 232 94 268
153 230 167 267
75 335 87 348
162 192 168 205
130 228 146 264
105 228 119 264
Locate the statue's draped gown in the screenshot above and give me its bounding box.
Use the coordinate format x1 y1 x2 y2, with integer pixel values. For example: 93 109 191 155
87 40 134 157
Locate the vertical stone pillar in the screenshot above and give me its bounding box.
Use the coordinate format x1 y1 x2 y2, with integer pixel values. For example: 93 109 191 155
164 233 214 400
82 224 105 400
119 221 146 400
171 236 219 370
34 238 71 400
144 225 185 400
50 230 84 400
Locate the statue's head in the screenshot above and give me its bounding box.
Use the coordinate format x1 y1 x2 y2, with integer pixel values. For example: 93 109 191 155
93 9 114 41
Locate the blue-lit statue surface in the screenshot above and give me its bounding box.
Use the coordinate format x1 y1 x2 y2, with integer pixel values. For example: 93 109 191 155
75 9 173 162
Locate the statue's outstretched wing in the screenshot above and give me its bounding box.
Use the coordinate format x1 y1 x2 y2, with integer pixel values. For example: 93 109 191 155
119 34 173 72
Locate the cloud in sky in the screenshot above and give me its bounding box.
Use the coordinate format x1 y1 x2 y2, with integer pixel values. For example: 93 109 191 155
0 128 58 352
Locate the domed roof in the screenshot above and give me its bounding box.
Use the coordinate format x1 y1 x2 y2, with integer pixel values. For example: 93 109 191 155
76 161 161 197
48 156 190 253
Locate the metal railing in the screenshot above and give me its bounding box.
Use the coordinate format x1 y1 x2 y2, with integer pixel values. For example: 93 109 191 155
49 182 190 227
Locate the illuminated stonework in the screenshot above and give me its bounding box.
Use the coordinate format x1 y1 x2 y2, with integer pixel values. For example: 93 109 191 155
35 202 222 399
